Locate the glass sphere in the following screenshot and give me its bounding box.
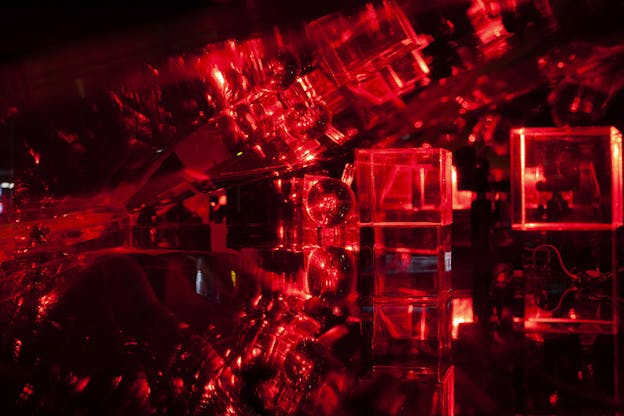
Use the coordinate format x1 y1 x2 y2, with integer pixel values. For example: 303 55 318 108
305 178 354 227
307 247 354 297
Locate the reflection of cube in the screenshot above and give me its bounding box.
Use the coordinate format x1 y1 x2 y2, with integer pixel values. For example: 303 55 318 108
356 148 453 225
369 365 455 416
520 230 618 335
374 225 452 297
373 296 451 379
511 127 623 230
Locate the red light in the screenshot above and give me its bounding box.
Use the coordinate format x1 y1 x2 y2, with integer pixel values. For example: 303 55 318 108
28 147 40 165
452 297 474 339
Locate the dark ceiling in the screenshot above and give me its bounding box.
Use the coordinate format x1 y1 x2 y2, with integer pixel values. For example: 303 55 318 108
0 1 368 62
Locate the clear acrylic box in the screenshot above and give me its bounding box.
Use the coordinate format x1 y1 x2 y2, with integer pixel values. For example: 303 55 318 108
356 147 453 380
510 126 623 231
356 148 453 226
511 127 623 334
356 148 453 298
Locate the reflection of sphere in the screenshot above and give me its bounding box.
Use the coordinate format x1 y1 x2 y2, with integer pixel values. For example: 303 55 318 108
306 178 354 227
307 247 354 297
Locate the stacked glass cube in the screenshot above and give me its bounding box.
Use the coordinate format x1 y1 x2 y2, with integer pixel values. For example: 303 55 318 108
510 126 622 335
511 126 623 412
356 148 453 415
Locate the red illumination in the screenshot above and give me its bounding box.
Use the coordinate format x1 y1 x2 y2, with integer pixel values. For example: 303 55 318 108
452 166 475 210
28 147 40 165
511 126 623 230
307 0 430 105
451 296 474 339
357 147 452 391
466 0 511 58
356 148 453 226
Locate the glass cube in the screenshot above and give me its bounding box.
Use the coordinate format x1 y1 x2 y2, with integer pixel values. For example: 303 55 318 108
511 126 623 231
374 224 452 297
356 148 453 226
372 296 451 379
306 0 429 104
2 205 129 260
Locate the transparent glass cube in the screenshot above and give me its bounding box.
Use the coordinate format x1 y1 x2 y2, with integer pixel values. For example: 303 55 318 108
306 0 430 105
511 127 622 335
356 148 453 226
372 296 451 379
510 126 623 231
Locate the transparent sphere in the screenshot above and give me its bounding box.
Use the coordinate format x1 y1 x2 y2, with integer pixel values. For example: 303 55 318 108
305 178 354 227
307 247 354 297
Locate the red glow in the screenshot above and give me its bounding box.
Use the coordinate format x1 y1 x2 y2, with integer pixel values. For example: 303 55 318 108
28 147 40 165
452 297 474 339
452 166 475 210
74 376 91 394
467 0 510 58
19 384 34 401
511 126 623 230
36 292 58 322
12 338 21 361
211 66 227 93
172 377 184 395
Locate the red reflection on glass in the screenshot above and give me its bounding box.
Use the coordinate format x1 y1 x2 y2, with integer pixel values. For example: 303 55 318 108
306 247 355 297
451 296 474 339
307 0 430 106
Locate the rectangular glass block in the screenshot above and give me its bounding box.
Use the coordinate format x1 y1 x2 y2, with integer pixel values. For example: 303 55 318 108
372 296 451 378
356 148 453 226
306 0 430 103
374 224 451 297
521 229 621 334
5 206 129 257
511 126 623 230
